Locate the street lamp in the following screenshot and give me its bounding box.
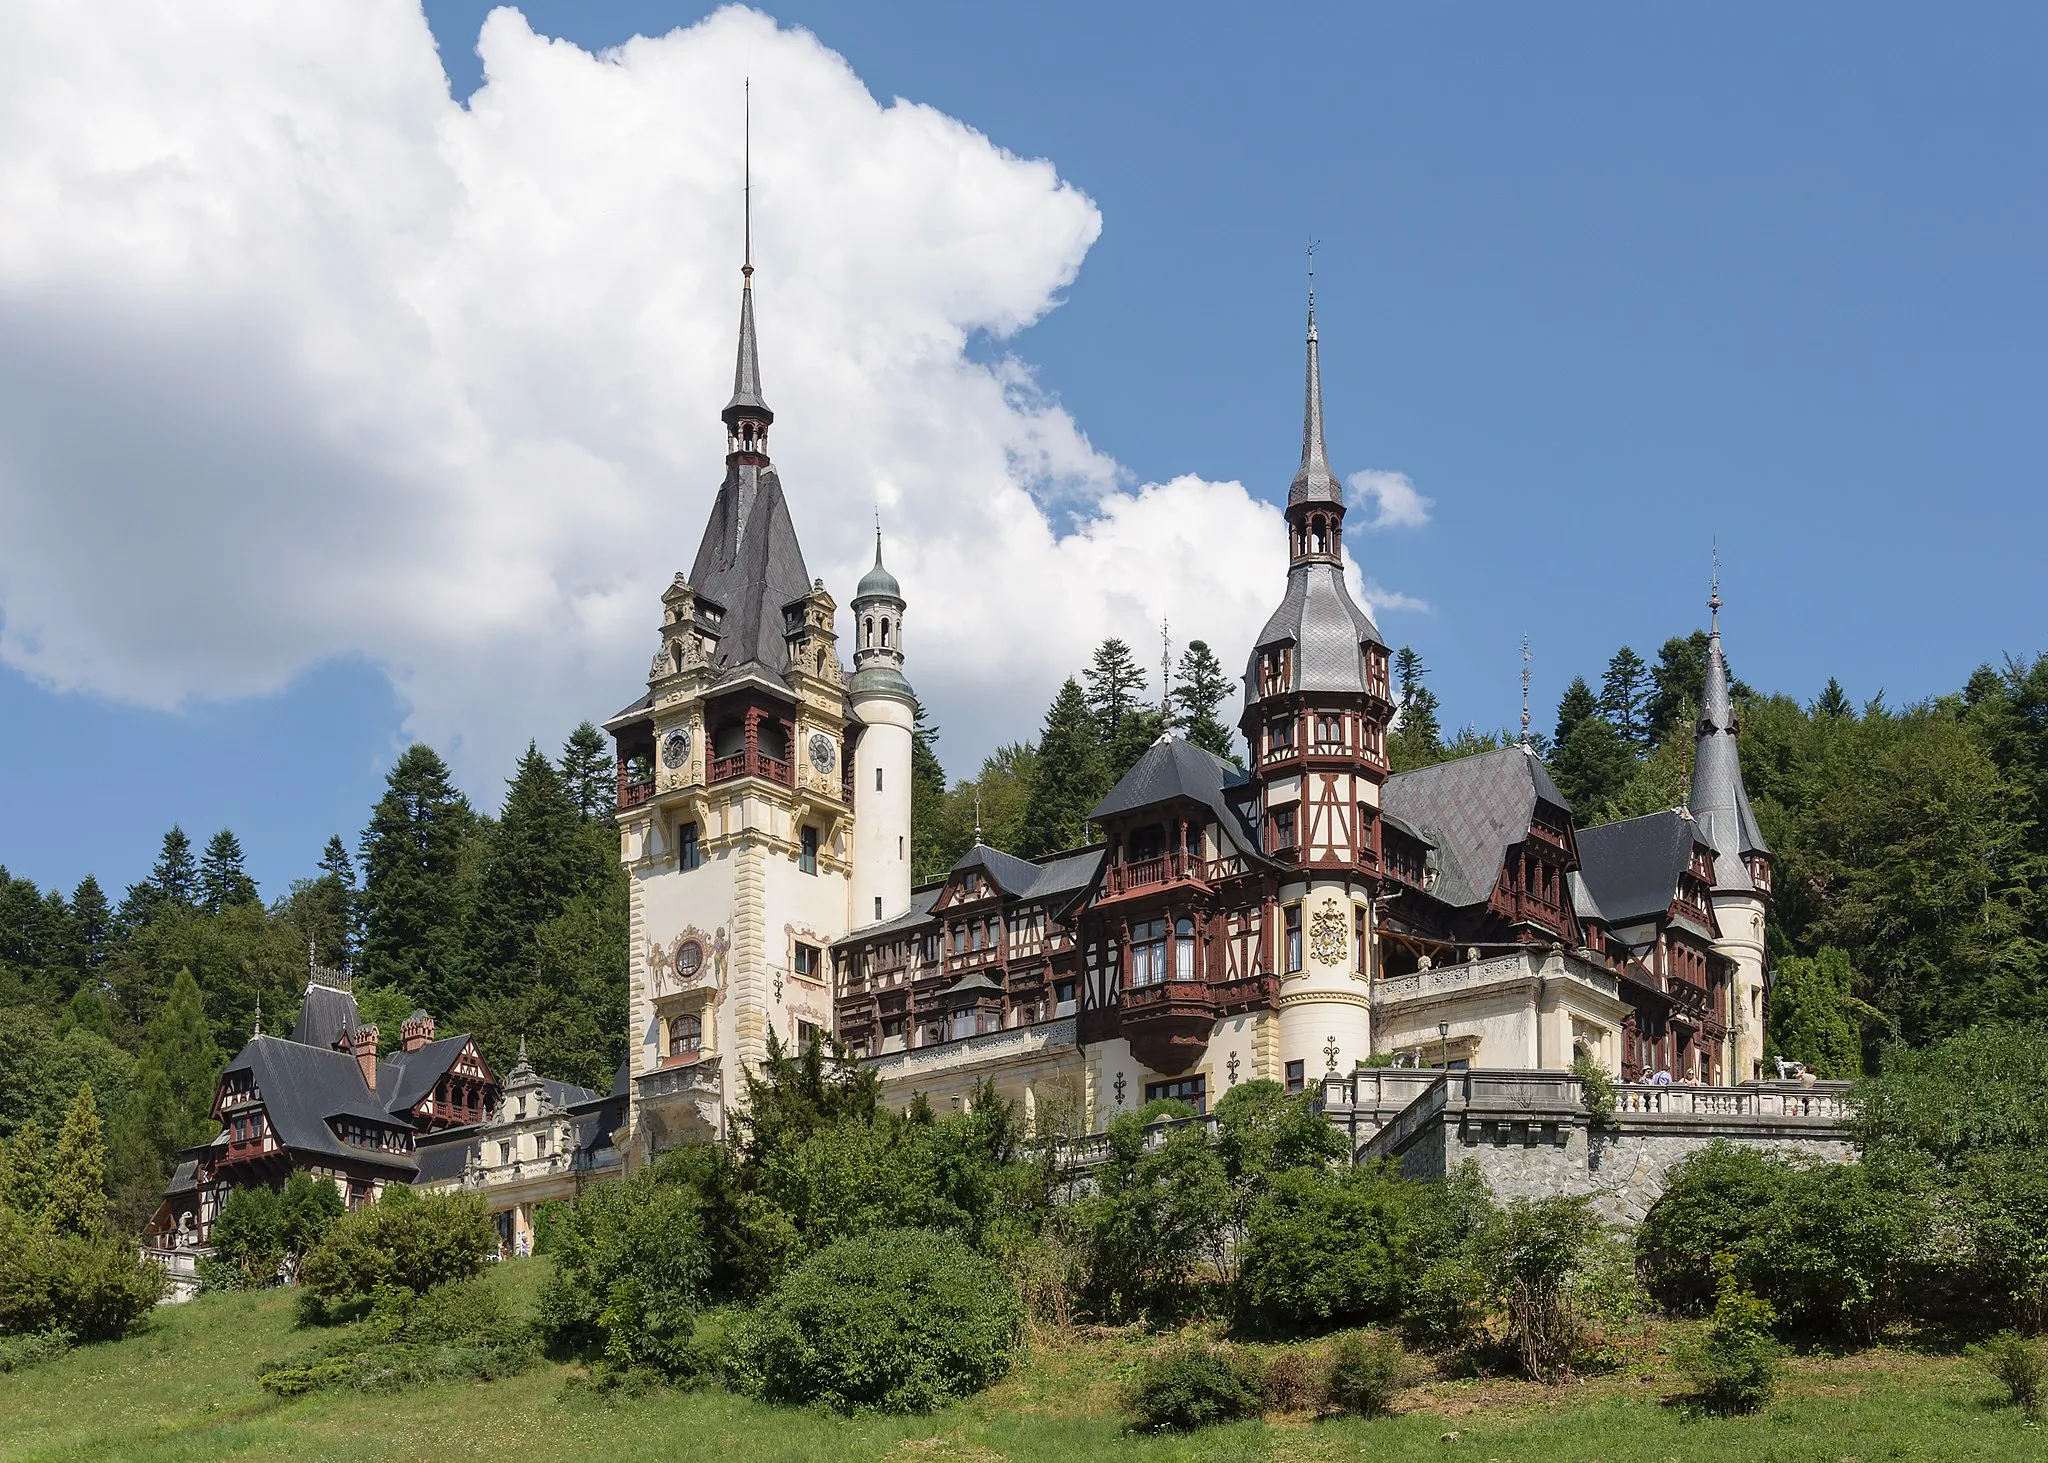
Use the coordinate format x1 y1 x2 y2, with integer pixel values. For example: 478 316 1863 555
1438 1019 1450 1070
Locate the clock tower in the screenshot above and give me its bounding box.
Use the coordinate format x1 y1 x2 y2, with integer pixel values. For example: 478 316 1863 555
607 252 852 1165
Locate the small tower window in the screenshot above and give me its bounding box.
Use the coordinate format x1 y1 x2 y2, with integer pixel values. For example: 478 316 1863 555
799 827 819 875
880 617 891 648
678 822 701 872
864 616 874 646
875 896 883 921
667 1013 701 1057
1174 918 1197 980
1284 904 1303 973
876 767 884 792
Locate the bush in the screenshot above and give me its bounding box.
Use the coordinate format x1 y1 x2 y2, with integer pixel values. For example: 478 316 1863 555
1402 1258 1490 1354
1324 1331 1416 1418
1738 1155 1934 1343
1971 1332 2047 1416
1238 1166 1410 1332
1260 1344 1329 1414
1069 1113 1229 1323
535 1168 712 1377
203 1173 345 1290
1477 1196 1604 1382
0 1328 71 1373
1676 1268 1782 1415
1637 1143 1793 1315
737 1228 1019 1414
296 1186 496 1324
1124 1339 1265 1431
257 1276 538 1397
1951 1149 2048 1333
0 1207 163 1343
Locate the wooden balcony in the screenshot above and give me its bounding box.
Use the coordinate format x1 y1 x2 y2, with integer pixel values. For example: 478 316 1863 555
1099 852 1211 901
708 751 793 787
620 778 656 810
1120 978 1215 1076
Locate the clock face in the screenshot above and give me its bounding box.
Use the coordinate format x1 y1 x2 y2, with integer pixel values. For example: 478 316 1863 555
661 729 692 769
808 732 836 774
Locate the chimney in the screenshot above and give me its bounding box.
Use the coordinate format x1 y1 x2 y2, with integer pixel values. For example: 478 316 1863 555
351 1024 380 1092
399 1009 436 1054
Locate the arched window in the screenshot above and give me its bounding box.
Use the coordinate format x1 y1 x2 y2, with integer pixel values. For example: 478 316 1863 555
668 1013 701 1057
864 616 874 646
1174 918 1197 980
880 617 891 648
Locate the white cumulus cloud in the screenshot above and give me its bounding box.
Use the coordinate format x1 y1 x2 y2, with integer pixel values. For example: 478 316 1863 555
0 1 1423 786
1348 468 1434 530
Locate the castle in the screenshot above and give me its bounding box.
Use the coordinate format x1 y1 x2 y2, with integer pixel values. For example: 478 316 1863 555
605 246 1776 1166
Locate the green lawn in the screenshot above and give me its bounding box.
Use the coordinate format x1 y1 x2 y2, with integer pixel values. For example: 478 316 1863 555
1 1259 2041 1462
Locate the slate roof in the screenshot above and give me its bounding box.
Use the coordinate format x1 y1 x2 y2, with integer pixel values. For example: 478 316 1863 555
1243 563 1386 701
410 1137 472 1185
1289 302 1343 508
1381 747 1570 909
1090 736 1266 862
724 280 770 418
376 1035 477 1117
1689 620 1769 892
838 884 945 942
1575 810 1699 928
219 1035 416 1174
291 983 361 1047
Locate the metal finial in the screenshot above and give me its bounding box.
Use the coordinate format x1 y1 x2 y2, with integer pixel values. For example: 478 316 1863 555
1708 539 1722 633
973 784 983 847
517 1033 528 1064
307 937 315 978
1519 637 1533 751
252 995 262 1038
1305 239 1320 330
742 77 753 283
1160 619 1172 718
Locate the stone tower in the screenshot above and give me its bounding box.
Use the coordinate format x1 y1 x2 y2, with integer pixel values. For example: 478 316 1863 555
1237 287 1395 1082
608 251 851 1164
1688 576 1773 1081
848 533 916 928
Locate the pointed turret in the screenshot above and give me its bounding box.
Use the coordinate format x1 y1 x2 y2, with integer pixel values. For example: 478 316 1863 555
1689 578 1770 894
723 278 772 428
1289 293 1343 508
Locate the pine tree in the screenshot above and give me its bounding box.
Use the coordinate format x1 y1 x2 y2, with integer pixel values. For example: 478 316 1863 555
462 743 590 1001
1019 679 1107 858
123 826 200 926
135 969 222 1163
1394 646 1427 710
1600 647 1652 753
1082 638 1149 743
1171 639 1237 761
1767 947 1871 1079
69 875 112 978
0 1117 53 1221
910 705 951 884
199 829 261 914
1645 632 1712 745
45 1085 109 1238
359 744 472 1013
1553 676 1600 746
1813 678 1854 719
306 835 358 970
559 721 617 821
1549 713 1636 820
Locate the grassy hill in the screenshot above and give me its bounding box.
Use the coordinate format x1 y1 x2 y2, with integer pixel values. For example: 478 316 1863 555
1 1258 2042 1462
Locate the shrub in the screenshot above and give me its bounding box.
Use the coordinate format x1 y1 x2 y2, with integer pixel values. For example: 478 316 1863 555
1477 1196 1604 1382
1124 1339 1265 1431
1402 1258 1490 1354
535 1169 711 1377
0 1328 71 1373
0 1207 162 1343
1324 1331 1416 1418
1951 1149 2048 1333
296 1186 495 1324
738 1228 1019 1414
257 1276 538 1397
1568 1234 1651 1369
203 1173 345 1291
1260 1344 1330 1414
1069 1113 1229 1323
1971 1332 2047 1416
1676 1268 1781 1415
1637 1143 1794 1315
1738 1155 1935 1343
1570 1053 1617 1122
1238 1165 1410 1332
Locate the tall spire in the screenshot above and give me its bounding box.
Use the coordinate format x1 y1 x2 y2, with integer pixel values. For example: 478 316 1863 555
724 78 771 442
1689 566 1770 891
1289 242 1342 508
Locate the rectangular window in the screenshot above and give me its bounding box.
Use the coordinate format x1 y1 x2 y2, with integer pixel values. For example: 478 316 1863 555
876 766 884 792
799 826 818 874
794 943 819 978
1284 904 1303 973
1128 918 1168 986
875 896 883 921
1285 1059 1305 1094
1054 980 1077 1017
1315 713 1344 747
1268 717 1295 752
1269 805 1296 854
1355 905 1370 974
678 821 701 872
796 1019 821 1051
971 921 985 951
1144 1075 1207 1114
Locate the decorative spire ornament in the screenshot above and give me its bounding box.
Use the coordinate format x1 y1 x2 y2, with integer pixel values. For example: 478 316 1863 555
252 995 262 1038
1519 636 1533 752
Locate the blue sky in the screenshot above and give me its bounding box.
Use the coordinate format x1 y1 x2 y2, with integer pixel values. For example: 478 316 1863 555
2 2 2044 902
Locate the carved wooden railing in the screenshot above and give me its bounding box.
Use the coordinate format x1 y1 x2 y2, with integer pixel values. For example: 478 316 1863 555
707 752 794 787
1101 852 1210 899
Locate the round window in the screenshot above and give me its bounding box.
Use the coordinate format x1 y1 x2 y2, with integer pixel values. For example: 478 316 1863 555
676 940 703 977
